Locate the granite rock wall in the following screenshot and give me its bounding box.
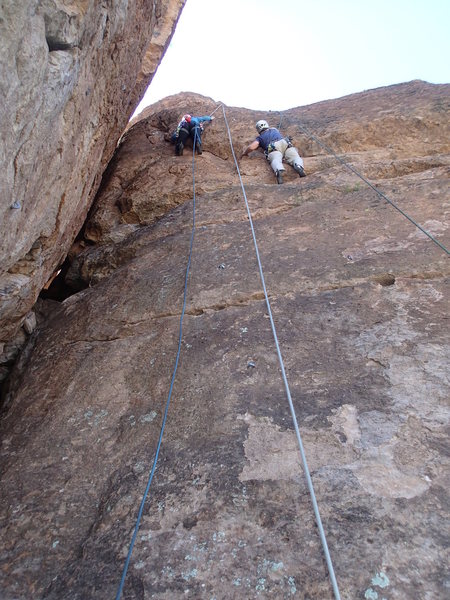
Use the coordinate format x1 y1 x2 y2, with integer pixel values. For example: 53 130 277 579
0 81 449 598
0 0 186 383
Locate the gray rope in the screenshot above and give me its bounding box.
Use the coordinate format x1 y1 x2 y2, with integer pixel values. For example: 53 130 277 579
209 103 223 117
222 105 342 600
294 120 449 256
277 111 283 130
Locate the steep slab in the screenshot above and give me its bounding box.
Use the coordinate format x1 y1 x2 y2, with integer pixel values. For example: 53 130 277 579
0 82 449 598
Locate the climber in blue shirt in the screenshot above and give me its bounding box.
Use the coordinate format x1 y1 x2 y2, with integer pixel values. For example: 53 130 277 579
172 114 214 155
241 119 306 184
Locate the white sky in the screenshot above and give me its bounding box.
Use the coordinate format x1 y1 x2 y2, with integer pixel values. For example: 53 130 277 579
134 0 449 116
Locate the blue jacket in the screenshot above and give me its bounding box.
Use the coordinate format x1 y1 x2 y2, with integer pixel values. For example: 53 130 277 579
190 115 212 128
174 115 212 140
177 115 212 131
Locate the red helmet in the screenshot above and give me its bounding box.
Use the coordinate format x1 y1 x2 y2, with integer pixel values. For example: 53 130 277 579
183 114 192 122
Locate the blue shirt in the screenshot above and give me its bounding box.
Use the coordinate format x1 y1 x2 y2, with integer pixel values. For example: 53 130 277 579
256 127 283 151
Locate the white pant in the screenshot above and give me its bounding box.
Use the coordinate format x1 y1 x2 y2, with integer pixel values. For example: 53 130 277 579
267 138 304 174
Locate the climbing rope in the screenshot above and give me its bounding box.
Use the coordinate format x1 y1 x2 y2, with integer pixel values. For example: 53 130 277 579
277 110 283 130
209 103 223 117
291 118 449 256
115 130 200 600
222 105 342 600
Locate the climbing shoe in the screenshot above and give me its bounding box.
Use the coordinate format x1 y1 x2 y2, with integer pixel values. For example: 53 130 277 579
294 163 306 177
276 170 284 184
196 142 202 155
175 142 184 156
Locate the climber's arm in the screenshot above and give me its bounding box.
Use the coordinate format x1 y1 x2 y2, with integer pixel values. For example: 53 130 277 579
241 140 260 157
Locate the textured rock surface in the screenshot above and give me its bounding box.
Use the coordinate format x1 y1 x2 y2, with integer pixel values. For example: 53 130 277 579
0 0 186 375
0 81 449 599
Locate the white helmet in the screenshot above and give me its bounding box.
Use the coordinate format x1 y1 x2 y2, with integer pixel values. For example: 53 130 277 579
256 119 269 133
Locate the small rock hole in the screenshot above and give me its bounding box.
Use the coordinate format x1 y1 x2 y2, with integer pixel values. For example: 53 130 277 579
183 515 198 530
373 273 396 286
46 37 73 52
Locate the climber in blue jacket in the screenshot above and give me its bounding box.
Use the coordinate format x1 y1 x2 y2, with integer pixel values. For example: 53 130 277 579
172 114 214 155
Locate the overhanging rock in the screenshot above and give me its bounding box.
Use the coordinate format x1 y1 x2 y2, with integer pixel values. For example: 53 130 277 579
0 0 186 375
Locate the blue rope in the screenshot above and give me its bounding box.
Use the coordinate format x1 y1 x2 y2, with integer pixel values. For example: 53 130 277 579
115 130 199 600
222 105 342 600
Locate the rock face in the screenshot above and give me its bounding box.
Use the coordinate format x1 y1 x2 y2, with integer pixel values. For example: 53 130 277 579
0 0 186 380
0 81 449 599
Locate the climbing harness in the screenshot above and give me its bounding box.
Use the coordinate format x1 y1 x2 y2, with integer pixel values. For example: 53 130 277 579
265 136 293 156
115 129 200 600
222 105 342 600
